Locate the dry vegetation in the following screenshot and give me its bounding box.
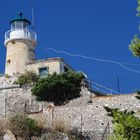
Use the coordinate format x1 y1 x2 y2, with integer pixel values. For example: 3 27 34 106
52 119 71 133
0 119 6 139
0 115 86 140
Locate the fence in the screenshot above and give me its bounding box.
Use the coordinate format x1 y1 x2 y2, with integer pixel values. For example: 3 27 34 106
84 78 119 95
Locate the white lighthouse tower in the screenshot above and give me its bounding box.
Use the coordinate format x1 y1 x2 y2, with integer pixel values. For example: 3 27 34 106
4 12 37 75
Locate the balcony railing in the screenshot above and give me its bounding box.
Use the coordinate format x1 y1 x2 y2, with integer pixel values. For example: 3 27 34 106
5 29 37 43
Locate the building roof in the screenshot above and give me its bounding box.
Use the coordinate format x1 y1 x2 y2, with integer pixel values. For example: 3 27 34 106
26 57 74 70
10 12 30 25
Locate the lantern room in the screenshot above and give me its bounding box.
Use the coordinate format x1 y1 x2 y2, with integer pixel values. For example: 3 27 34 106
4 12 37 46
10 12 30 31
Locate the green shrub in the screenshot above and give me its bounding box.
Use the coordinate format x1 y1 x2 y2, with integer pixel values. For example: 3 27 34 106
135 90 140 100
32 71 84 105
8 114 43 140
104 106 140 140
5 74 10 78
16 71 39 86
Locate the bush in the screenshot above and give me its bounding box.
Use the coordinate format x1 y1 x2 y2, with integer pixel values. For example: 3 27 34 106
104 106 140 140
32 71 84 105
135 90 140 100
5 74 10 78
8 114 43 140
16 71 39 87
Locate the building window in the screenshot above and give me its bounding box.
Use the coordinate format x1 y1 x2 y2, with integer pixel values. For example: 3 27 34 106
7 59 11 64
39 67 49 78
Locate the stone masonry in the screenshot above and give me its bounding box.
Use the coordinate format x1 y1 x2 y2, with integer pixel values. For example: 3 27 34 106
0 76 140 139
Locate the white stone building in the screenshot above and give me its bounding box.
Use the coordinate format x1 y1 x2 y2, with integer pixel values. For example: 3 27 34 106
4 12 72 76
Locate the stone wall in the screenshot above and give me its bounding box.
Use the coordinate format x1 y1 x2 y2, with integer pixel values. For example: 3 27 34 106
0 76 140 139
0 76 18 89
0 76 43 118
44 94 140 140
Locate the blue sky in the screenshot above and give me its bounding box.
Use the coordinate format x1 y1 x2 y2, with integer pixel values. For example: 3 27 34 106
0 0 140 93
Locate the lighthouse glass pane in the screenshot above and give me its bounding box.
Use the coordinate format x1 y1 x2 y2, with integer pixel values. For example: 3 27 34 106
15 21 23 30
39 67 49 78
11 22 16 30
23 21 29 29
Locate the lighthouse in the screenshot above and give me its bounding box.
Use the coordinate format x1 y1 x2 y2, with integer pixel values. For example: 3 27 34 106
4 12 37 75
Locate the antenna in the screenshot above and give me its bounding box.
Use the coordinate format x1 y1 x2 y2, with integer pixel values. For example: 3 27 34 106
31 0 35 30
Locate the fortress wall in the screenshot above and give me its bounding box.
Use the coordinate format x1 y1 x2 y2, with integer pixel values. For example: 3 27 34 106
0 76 140 139
45 94 140 139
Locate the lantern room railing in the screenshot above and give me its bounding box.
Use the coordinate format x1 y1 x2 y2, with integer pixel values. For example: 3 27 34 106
5 29 37 43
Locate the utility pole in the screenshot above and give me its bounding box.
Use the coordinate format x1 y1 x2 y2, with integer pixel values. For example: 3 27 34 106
117 76 120 93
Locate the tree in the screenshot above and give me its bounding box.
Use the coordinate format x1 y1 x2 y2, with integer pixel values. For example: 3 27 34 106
129 0 140 57
137 0 140 16
31 71 84 105
129 35 140 57
104 106 140 140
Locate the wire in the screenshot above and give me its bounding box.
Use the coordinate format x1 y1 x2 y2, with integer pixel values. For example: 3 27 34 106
44 48 140 74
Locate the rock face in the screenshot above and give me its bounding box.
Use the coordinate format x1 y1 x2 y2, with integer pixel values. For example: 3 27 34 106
0 76 18 89
0 89 43 117
3 130 16 140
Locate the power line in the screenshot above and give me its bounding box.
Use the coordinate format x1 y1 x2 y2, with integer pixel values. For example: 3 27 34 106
44 48 140 74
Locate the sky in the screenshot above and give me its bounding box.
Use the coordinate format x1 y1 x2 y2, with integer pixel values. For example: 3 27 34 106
0 0 140 93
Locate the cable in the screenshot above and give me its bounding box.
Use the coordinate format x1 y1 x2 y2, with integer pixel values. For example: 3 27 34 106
120 63 140 66
44 48 140 74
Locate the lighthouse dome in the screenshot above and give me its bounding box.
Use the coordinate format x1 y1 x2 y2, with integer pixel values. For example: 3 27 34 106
10 12 30 25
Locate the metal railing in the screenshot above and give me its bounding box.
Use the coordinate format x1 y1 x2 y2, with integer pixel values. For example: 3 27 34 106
5 29 37 42
84 78 119 95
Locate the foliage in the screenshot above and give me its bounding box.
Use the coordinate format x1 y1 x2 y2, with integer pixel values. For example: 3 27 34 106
32 71 84 105
137 0 140 16
8 114 43 140
129 35 140 57
5 74 10 78
104 106 140 140
129 0 140 56
16 71 39 86
135 90 140 100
